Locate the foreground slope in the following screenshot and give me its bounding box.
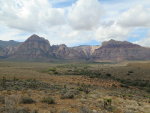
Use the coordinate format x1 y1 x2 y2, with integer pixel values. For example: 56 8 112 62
0 61 149 113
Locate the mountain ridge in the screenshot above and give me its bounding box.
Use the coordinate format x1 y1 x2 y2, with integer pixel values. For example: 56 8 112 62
0 34 150 62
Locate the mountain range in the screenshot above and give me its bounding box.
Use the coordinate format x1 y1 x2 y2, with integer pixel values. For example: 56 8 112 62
0 34 150 62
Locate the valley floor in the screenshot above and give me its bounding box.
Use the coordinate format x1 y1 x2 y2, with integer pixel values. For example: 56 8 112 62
0 61 149 113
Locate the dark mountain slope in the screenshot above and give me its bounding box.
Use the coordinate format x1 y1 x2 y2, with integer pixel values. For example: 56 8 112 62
92 39 150 61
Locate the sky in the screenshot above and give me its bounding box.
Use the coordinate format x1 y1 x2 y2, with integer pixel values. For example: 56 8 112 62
0 0 150 47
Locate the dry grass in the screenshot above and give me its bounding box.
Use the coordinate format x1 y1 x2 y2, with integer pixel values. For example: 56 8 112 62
0 61 149 113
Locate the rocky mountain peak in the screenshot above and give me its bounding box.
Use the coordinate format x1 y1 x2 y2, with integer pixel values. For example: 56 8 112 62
1 34 150 61
102 39 140 48
25 34 50 45
93 40 150 61
10 34 52 59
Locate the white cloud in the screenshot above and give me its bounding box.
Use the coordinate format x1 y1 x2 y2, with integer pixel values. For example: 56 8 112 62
68 0 102 30
0 26 26 41
135 31 150 47
135 38 150 47
0 0 65 32
41 25 94 46
0 0 150 46
95 23 131 41
118 5 150 28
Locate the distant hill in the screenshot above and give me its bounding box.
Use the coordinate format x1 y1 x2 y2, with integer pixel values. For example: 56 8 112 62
92 39 150 61
0 34 150 62
0 40 21 48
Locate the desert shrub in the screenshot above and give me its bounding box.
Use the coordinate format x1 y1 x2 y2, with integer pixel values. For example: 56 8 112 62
50 108 57 113
79 106 93 113
120 84 129 88
0 107 30 113
128 70 134 73
53 71 59 74
60 88 79 99
146 87 150 93
77 84 90 94
119 79 150 88
127 70 134 75
48 68 59 74
105 73 112 77
49 68 57 72
41 97 55 104
0 77 7 89
61 92 74 99
0 96 5 104
59 110 70 113
104 98 112 111
31 109 38 113
16 108 30 113
13 77 19 85
20 97 35 104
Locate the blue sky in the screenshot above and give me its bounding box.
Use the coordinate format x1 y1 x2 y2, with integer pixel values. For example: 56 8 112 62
0 0 150 47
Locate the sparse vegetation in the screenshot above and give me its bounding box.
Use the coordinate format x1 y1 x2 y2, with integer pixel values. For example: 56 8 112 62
77 84 90 94
60 88 79 99
20 97 35 104
79 106 93 113
41 97 56 104
0 96 5 104
104 98 112 111
0 61 149 112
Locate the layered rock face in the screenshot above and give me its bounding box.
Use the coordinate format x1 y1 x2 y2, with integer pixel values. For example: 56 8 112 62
9 35 91 60
51 44 87 60
11 34 52 59
0 40 21 58
0 40 20 48
92 39 150 61
72 45 100 59
1 35 150 62
0 47 5 58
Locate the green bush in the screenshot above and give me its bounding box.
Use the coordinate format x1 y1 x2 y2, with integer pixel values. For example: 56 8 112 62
61 92 74 99
41 97 55 104
104 98 113 111
106 73 112 77
0 96 5 104
77 84 90 94
20 97 35 104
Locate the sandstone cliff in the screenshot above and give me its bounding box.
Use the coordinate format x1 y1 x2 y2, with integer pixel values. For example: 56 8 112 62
10 34 52 59
1 35 150 62
92 39 150 61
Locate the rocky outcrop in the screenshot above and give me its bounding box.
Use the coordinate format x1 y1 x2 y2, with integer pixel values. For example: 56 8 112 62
10 34 52 59
51 44 87 60
0 47 5 58
72 45 100 59
0 40 21 57
92 39 150 61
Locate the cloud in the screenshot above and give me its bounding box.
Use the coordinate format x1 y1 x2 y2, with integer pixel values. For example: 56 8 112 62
0 0 65 32
95 23 131 41
135 31 150 47
135 38 150 47
40 25 95 46
0 0 150 47
0 25 26 41
68 0 102 30
118 5 150 28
